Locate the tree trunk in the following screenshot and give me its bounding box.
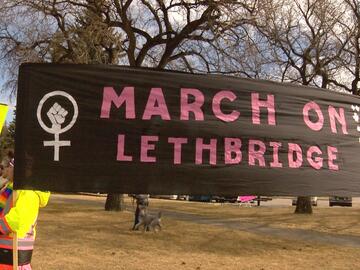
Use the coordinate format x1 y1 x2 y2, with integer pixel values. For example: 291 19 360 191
105 193 125 211
294 196 313 214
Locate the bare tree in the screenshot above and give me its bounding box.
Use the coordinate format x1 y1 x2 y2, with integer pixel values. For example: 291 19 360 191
0 0 126 210
0 0 257 211
0 0 260 94
256 0 350 89
255 0 351 213
3 0 355 212
336 0 360 94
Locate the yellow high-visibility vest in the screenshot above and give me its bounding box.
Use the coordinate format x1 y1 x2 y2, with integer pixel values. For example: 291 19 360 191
0 104 9 134
0 183 50 239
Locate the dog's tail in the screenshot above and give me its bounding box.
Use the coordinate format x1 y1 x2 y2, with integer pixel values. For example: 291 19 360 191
157 211 162 218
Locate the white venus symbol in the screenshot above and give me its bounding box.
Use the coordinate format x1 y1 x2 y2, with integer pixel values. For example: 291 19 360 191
37 91 79 161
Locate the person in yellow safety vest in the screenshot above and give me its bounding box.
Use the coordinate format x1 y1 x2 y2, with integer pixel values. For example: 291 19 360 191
0 151 50 269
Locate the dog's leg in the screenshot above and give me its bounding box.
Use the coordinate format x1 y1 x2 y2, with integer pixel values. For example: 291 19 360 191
153 224 161 233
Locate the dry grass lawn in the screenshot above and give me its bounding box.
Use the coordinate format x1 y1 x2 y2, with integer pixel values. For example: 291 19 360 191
31 195 360 270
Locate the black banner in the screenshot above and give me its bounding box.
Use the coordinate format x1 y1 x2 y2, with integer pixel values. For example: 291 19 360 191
14 64 360 195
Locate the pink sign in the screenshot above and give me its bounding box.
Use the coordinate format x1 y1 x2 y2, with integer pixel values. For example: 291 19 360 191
238 196 257 202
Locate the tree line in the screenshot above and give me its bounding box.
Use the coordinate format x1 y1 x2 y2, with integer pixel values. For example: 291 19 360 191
1 0 358 94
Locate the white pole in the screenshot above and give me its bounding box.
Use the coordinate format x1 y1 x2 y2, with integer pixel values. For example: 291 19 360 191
12 190 18 270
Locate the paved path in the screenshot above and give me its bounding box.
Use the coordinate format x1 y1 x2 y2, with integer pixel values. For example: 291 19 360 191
144 208 360 248
52 194 360 248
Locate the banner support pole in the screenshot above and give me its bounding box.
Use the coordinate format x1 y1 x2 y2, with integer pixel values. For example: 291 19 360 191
12 190 18 270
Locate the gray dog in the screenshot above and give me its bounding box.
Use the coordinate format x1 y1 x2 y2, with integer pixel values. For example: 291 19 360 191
134 207 162 232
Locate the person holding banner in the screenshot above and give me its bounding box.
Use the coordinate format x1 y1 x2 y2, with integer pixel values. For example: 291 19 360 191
132 194 149 230
0 151 50 269
0 164 8 190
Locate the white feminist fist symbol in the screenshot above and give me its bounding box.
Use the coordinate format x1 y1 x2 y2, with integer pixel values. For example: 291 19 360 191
37 91 79 161
47 102 68 132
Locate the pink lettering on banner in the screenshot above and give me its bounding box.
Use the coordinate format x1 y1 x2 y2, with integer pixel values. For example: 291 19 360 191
269 142 282 168
303 101 324 131
307 146 323 170
140 136 159 163
251 93 276 125
212 91 240 122
100 86 135 119
248 139 266 167
168 137 188 164
328 106 348 134
224 138 242 164
327 146 339 171
142 88 171 120
117 134 133 161
195 138 217 165
288 143 303 168
180 88 205 120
